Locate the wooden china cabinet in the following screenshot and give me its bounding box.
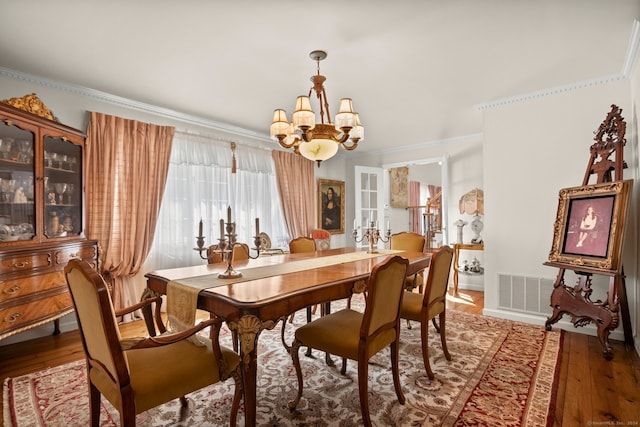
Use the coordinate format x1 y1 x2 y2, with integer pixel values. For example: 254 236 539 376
0 95 98 341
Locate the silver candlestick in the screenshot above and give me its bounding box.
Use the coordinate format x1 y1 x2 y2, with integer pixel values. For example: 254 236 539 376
194 207 262 278
352 220 391 254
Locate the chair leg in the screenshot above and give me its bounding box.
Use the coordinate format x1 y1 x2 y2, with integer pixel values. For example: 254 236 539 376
120 391 136 427
432 317 441 334
421 317 435 380
390 341 405 404
341 357 347 375
357 357 372 427
229 368 243 427
280 318 291 353
406 318 412 330
89 382 101 427
439 311 452 361
287 340 305 410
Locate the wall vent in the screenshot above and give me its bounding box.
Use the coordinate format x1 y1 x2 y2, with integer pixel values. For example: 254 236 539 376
498 273 555 316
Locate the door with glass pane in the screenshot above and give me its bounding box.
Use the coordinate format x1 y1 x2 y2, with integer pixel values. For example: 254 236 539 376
0 119 36 242
354 166 385 250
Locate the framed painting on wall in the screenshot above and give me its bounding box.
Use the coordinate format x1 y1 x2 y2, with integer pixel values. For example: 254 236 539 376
389 166 408 208
547 180 632 274
318 179 345 235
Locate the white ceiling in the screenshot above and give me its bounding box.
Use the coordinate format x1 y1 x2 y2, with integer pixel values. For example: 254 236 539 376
1 1 638 153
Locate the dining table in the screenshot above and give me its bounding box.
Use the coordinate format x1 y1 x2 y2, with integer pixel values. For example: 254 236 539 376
144 247 431 426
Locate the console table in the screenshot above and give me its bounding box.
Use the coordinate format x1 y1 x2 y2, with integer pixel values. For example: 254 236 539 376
452 243 483 294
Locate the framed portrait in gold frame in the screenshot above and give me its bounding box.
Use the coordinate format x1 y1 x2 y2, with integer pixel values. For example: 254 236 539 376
547 180 632 274
318 179 345 235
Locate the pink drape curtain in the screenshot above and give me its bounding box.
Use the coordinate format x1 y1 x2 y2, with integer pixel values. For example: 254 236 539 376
85 112 174 310
428 185 442 201
272 151 315 240
409 181 421 233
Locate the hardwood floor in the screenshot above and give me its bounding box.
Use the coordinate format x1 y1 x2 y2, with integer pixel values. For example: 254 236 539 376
1 289 638 426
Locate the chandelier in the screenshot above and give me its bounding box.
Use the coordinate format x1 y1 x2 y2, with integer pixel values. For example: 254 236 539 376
270 50 364 166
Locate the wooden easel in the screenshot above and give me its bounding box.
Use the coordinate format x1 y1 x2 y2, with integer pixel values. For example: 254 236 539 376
544 104 632 360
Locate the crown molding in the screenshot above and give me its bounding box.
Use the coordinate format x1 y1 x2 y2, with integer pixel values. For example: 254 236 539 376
479 19 639 111
0 67 272 144
476 73 626 111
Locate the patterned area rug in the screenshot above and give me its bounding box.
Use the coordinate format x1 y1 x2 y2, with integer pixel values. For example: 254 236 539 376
3 298 562 426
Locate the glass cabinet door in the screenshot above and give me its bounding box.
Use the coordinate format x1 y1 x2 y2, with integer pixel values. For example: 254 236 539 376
44 135 82 238
0 121 35 242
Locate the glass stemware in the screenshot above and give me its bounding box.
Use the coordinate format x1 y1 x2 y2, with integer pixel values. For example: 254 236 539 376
65 184 74 204
54 183 67 205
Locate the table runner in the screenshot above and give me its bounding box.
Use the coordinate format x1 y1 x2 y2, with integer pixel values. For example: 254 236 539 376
166 249 402 332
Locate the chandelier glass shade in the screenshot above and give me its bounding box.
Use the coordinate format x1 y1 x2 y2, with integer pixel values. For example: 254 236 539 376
270 50 364 166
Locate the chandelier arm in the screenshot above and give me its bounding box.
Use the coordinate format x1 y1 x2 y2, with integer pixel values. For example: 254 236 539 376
341 139 359 150
277 135 301 149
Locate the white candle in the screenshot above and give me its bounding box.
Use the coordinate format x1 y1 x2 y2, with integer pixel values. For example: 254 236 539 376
353 218 356 229
387 221 390 230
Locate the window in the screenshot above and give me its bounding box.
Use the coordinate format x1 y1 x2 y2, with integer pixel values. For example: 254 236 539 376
145 131 288 270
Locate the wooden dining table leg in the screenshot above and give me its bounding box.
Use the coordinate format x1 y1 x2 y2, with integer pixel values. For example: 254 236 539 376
229 315 276 426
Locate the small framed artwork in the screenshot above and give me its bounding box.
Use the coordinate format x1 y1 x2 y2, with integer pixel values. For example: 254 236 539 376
547 180 632 274
318 179 345 234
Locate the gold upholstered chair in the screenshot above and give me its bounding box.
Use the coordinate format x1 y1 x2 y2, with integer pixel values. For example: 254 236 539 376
390 231 427 292
206 242 250 264
64 259 243 427
288 236 316 253
400 245 454 379
288 255 409 427
282 236 319 350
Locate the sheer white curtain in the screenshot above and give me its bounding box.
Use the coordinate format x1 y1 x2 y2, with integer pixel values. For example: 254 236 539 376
144 131 289 271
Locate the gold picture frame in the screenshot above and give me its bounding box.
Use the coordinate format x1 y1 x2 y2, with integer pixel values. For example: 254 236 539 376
318 179 345 235
547 180 632 274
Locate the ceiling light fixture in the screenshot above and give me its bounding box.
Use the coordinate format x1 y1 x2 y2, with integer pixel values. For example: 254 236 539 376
270 50 364 166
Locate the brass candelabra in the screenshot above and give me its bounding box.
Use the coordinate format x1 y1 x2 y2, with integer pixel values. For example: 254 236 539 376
195 207 262 278
352 220 390 254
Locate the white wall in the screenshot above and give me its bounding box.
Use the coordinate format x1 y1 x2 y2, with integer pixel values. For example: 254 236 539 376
482 79 637 345
630 48 640 356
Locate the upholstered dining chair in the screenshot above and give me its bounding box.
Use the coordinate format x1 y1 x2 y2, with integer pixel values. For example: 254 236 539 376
282 236 319 352
310 228 331 251
288 236 316 253
288 255 409 426
206 242 250 264
400 245 454 379
391 231 427 292
64 259 243 427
